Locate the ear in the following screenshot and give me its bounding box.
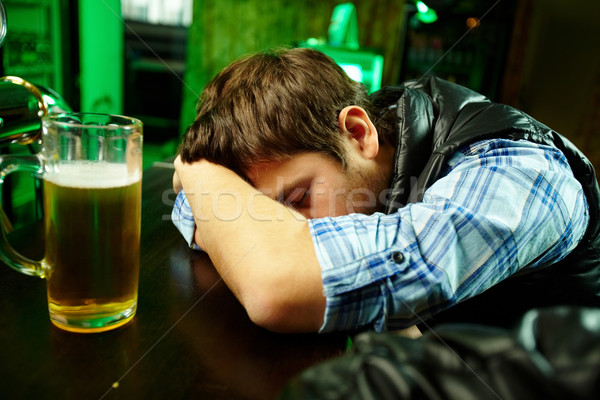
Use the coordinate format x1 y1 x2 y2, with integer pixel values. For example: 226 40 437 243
338 106 379 160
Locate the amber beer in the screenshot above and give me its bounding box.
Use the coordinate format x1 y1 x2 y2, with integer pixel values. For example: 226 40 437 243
43 162 142 333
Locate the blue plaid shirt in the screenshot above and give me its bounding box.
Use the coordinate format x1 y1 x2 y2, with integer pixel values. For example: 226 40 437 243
172 139 589 333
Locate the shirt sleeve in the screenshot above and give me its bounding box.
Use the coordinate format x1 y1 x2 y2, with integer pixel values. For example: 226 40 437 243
309 139 590 333
171 190 203 251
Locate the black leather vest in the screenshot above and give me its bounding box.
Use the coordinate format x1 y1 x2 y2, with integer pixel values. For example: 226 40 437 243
372 77 600 328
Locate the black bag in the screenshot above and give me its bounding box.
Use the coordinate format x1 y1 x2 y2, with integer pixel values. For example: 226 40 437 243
279 307 600 400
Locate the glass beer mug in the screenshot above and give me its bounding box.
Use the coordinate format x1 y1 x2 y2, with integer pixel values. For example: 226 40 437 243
0 113 143 333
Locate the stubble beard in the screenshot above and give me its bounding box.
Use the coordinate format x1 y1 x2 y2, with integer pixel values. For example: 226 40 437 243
345 164 390 215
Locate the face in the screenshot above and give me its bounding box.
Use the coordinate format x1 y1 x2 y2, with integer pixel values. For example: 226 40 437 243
245 152 388 219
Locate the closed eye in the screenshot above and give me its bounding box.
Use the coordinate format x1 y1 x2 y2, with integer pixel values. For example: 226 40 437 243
283 187 310 209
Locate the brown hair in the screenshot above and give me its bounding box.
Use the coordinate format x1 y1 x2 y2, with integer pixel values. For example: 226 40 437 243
179 47 390 178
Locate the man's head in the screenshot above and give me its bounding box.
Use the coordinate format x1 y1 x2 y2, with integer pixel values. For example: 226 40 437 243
179 47 395 217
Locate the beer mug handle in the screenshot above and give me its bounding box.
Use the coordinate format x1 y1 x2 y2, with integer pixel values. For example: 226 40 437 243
0 154 45 278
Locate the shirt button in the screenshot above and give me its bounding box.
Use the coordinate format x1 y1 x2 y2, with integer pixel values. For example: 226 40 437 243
391 251 404 264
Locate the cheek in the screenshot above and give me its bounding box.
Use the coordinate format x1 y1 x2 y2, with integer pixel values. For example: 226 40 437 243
308 186 350 218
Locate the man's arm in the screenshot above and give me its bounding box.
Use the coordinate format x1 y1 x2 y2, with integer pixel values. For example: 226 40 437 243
174 157 326 333
310 139 589 332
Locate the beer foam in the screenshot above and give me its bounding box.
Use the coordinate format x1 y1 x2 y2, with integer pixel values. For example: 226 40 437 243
44 162 141 188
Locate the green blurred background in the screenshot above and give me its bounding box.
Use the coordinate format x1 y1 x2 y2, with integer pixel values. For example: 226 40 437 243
1 0 599 229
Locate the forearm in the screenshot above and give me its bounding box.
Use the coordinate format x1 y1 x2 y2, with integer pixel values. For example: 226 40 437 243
174 158 325 332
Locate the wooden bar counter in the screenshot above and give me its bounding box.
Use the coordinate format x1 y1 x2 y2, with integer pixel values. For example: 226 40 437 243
0 161 346 399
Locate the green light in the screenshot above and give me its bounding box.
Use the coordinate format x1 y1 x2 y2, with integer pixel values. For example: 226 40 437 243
415 1 438 24
328 3 359 49
79 0 123 113
305 37 321 46
340 63 363 83
416 1 429 13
